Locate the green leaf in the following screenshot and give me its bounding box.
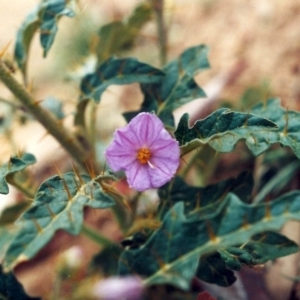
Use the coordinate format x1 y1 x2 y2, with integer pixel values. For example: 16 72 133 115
0 266 41 300
3 172 115 271
0 227 17 263
0 201 31 226
0 153 36 195
14 7 41 79
14 0 76 76
40 0 76 57
221 231 298 267
197 231 298 287
253 160 300 203
119 191 300 290
124 44 210 126
79 57 165 103
249 98 300 158
196 252 236 287
158 172 253 218
90 245 122 276
176 109 278 157
97 3 152 63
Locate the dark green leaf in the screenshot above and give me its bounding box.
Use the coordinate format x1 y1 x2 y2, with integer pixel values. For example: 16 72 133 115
0 201 31 226
176 109 277 156
97 3 152 63
124 44 210 126
40 0 76 57
197 231 299 286
119 191 300 290
196 252 236 287
249 98 300 158
3 172 115 271
222 231 299 266
90 245 122 276
158 172 253 218
0 266 40 300
79 57 165 102
0 153 36 195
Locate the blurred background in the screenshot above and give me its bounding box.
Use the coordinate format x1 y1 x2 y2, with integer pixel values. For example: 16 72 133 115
1 0 300 299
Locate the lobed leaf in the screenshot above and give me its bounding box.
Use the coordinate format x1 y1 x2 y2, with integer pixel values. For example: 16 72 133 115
3 172 115 271
196 252 236 287
158 172 253 218
119 191 300 290
40 0 76 57
14 0 76 77
0 266 40 300
248 98 300 158
176 109 277 156
124 44 210 126
79 57 165 103
0 153 36 195
221 231 298 267
197 231 298 286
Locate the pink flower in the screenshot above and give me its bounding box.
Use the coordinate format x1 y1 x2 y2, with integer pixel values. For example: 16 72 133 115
93 276 144 300
105 113 180 191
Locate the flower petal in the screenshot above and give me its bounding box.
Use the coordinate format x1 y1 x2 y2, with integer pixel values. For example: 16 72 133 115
104 112 181 191
105 140 136 171
148 155 180 187
126 161 153 191
128 113 164 146
114 127 141 149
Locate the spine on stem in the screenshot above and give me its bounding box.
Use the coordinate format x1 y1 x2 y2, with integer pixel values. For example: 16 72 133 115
0 61 88 170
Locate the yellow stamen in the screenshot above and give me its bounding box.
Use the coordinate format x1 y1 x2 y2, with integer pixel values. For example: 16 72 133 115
137 148 151 164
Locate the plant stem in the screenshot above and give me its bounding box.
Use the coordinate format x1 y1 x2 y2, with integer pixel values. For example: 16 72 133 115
153 0 167 66
81 223 119 248
6 174 36 199
0 61 89 170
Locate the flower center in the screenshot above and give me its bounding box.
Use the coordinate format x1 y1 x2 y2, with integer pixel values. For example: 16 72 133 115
137 148 151 164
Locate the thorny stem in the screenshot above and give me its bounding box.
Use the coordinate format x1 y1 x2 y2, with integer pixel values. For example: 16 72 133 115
0 61 89 170
100 181 132 232
81 223 120 248
152 0 167 66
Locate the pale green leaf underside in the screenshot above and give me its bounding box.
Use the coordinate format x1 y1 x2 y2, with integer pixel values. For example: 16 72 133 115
119 191 300 290
3 172 114 271
176 108 277 156
0 153 36 195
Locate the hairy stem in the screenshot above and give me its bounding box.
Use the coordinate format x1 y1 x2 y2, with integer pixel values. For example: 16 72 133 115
0 61 88 169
